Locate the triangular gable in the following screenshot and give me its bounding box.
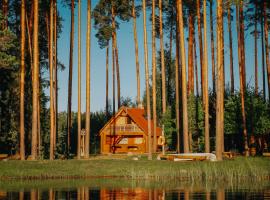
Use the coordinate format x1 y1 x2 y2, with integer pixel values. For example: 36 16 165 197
99 106 162 136
98 106 126 135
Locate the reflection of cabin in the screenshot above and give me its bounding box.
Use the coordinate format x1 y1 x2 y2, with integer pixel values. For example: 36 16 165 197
100 188 164 199
99 107 162 154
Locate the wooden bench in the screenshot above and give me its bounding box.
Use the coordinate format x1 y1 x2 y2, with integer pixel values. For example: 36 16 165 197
263 152 270 157
0 154 8 160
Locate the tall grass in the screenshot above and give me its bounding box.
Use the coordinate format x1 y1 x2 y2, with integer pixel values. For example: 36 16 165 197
0 157 269 183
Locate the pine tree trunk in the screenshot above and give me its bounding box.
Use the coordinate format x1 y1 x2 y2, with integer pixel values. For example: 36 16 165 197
196 0 203 95
240 1 248 155
37 90 41 156
203 0 210 153
152 0 157 153
263 1 270 100
85 0 91 158
112 40 116 118
261 17 266 101
175 37 180 154
132 0 141 106
227 5 234 94
106 45 109 118
188 13 194 153
240 4 246 88
67 0 75 157
175 3 180 153
188 14 194 96
142 0 152 160
159 0 166 114
114 33 121 109
49 0 55 160
237 3 249 156
178 0 189 153
26 13 33 71
111 6 121 109
54 0 58 150
222 11 225 89
20 0 25 160
77 0 81 159
210 0 215 94
194 33 199 96
31 0 39 160
216 0 224 161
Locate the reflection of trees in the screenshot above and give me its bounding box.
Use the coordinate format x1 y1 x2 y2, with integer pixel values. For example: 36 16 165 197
77 187 89 200
49 188 55 200
19 191 24 200
217 189 225 200
30 189 38 200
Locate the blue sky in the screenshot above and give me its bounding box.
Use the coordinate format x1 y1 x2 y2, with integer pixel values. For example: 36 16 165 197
50 0 266 113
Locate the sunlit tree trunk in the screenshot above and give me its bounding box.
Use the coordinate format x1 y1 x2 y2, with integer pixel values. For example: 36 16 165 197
210 0 215 93
236 3 249 156
106 45 109 118
196 0 203 95
178 0 189 153
216 0 224 161
159 0 166 114
114 33 121 109
142 0 152 160
77 0 81 159
112 39 116 118
31 0 39 160
49 0 55 160
227 5 234 94
203 0 209 153
132 0 141 105
54 0 58 150
85 0 91 158
152 0 157 153
188 13 194 153
111 6 121 109
188 14 194 96
67 0 75 157
175 3 180 153
263 1 270 100
20 0 26 160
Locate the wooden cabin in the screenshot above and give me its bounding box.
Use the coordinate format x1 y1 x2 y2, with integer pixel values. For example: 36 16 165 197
99 106 162 154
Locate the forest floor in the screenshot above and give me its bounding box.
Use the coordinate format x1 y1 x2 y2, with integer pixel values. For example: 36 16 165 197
0 156 269 182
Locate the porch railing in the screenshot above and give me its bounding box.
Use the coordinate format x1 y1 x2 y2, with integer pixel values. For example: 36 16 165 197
106 124 142 133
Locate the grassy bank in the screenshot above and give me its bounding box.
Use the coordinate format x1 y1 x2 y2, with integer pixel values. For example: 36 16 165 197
0 157 269 182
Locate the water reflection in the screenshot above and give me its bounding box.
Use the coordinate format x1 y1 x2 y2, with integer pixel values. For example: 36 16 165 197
0 180 269 200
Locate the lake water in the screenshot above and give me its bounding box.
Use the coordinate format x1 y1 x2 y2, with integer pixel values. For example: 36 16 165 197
0 179 269 200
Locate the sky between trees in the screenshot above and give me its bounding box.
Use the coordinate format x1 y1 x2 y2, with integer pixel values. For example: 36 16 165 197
54 0 266 112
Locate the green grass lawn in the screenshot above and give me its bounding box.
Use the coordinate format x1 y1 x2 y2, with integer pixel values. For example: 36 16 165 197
0 156 269 182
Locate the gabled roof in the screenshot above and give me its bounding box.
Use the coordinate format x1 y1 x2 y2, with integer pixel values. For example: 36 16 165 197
99 106 162 136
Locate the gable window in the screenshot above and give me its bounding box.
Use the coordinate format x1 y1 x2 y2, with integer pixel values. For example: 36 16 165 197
126 117 132 124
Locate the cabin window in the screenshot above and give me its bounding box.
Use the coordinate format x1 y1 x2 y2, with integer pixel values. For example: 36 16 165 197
126 117 132 124
118 137 128 144
134 137 143 144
